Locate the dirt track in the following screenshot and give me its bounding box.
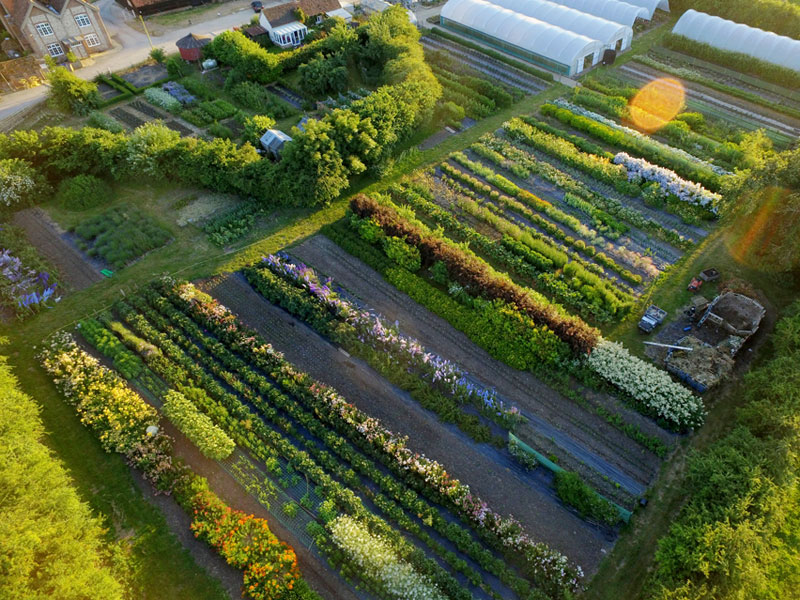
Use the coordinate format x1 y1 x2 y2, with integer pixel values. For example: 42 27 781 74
290 236 670 494
203 272 614 575
12 208 102 292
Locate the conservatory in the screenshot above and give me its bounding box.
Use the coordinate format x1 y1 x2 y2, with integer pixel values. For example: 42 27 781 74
439 0 604 76
548 0 648 28
487 0 633 51
672 10 800 72
618 0 667 20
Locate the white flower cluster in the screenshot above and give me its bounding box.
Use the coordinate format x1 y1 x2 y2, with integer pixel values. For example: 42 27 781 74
613 152 721 213
587 340 705 430
328 516 446 600
0 160 37 207
553 99 730 176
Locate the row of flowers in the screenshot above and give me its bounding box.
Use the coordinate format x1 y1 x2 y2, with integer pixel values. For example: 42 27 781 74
259 252 521 426
552 99 730 176
162 389 236 460
613 152 721 214
0 248 60 319
175 281 584 595
326 515 446 600
587 340 705 430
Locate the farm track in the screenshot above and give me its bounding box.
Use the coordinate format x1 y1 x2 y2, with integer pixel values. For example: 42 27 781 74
12 208 103 292
421 36 548 95
499 132 709 248
291 236 667 490
204 272 614 574
620 63 800 139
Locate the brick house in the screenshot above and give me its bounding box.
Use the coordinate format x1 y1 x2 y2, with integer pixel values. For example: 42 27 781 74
0 0 112 60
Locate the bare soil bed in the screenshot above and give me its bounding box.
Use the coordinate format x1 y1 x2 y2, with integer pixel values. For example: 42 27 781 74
291 236 671 493
12 208 103 292
203 272 614 574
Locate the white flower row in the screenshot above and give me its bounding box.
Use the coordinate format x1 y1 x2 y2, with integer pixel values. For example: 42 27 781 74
553 99 730 176
328 516 446 600
587 340 705 429
613 152 721 213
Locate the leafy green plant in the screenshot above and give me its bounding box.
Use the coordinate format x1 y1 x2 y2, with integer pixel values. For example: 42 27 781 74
554 471 619 525
56 174 113 211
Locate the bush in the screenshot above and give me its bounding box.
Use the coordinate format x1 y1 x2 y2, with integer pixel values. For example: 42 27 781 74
382 235 421 271
87 111 124 133
144 87 181 112
47 66 101 115
56 174 113 211
554 471 619 525
165 56 188 79
162 390 235 460
207 122 233 140
204 30 282 84
0 158 49 209
149 48 166 63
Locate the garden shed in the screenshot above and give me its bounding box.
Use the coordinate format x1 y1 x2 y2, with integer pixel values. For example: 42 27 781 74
672 10 800 72
487 0 633 52
175 33 212 61
260 129 293 158
548 0 648 27
440 0 604 76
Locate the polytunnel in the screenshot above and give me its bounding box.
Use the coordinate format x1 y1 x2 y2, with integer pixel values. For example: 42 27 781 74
488 0 633 51
672 10 800 72
549 0 649 27
618 0 666 20
440 0 604 76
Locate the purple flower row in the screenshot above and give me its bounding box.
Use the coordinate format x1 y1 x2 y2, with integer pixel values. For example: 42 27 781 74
0 249 60 318
261 253 522 425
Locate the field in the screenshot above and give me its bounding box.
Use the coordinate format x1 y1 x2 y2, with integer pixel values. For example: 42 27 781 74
2 6 799 600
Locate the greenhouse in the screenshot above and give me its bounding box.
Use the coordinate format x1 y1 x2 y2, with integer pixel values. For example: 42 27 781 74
619 0 667 19
673 9 800 72
549 0 649 27
439 0 604 75
488 0 633 51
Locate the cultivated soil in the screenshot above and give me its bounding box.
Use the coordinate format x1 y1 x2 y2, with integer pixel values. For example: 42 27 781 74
202 272 614 574
12 208 103 292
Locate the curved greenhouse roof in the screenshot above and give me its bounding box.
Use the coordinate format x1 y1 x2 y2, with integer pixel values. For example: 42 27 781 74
673 10 800 72
617 0 665 19
440 0 604 75
549 0 648 27
487 0 633 49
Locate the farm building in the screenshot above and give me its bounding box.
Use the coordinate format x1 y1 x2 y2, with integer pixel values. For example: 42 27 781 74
486 0 633 52
259 0 342 48
547 0 648 28
619 0 667 20
673 10 800 72
260 129 293 158
175 33 211 62
439 0 604 76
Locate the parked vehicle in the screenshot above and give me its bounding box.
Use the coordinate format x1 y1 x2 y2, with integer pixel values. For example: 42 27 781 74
638 305 667 333
688 277 703 292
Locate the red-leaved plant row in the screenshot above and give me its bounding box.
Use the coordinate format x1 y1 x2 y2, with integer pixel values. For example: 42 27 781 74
349 194 600 355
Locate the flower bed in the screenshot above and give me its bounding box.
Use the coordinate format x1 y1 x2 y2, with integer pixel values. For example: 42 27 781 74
325 515 446 600
0 249 59 319
613 152 721 215
587 340 705 430
144 87 181 113
163 390 235 460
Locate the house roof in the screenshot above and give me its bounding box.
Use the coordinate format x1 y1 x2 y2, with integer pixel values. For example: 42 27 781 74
175 32 212 49
262 0 341 27
244 24 267 37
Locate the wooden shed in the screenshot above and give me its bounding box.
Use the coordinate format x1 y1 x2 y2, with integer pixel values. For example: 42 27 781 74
175 33 212 61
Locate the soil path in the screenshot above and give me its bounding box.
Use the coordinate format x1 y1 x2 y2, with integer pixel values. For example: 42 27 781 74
290 236 666 490
203 273 614 574
12 208 103 292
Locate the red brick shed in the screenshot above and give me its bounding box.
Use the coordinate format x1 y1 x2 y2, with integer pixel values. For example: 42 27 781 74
175 33 212 61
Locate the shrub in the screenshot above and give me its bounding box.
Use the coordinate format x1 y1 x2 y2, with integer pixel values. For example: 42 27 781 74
162 390 235 460
207 122 233 140
56 174 113 211
47 66 101 115
204 30 282 84
144 87 181 112
382 236 421 271
554 471 619 525
87 111 124 133
165 56 188 79
149 48 166 63
0 158 49 209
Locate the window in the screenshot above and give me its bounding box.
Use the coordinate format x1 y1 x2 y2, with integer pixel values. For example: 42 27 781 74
35 22 54 37
75 14 91 28
47 42 64 57
84 34 101 47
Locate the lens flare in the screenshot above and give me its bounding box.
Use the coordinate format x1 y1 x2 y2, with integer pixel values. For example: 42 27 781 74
628 78 685 133
727 187 797 272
